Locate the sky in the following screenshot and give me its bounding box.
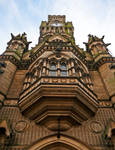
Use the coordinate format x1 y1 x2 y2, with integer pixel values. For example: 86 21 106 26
0 0 115 56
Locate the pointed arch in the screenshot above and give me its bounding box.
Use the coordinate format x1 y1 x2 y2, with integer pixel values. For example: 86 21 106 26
48 34 68 42
28 134 93 150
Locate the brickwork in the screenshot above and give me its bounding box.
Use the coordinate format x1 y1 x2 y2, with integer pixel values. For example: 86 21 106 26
0 106 114 149
99 63 115 97
0 61 16 95
0 15 115 150
7 70 27 98
90 71 109 100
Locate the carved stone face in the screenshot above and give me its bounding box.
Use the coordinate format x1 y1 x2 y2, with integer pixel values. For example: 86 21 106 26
9 42 18 50
90 42 107 56
8 40 25 51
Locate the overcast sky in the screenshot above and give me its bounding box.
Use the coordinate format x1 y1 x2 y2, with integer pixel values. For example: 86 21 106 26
0 0 115 56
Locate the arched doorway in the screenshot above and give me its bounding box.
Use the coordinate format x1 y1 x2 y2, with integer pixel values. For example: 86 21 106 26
40 142 76 150
28 134 93 150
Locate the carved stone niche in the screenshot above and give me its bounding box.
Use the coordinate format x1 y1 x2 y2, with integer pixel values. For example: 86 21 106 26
19 84 98 131
0 120 12 149
103 120 115 147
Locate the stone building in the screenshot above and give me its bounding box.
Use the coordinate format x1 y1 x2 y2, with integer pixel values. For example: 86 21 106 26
0 15 115 150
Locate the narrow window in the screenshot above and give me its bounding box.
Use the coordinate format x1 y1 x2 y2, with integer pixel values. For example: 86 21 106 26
49 63 57 76
60 63 67 76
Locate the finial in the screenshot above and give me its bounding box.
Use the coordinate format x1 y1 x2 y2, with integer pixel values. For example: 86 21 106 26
11 33 15 39
101 35 105 40
105 43 111 47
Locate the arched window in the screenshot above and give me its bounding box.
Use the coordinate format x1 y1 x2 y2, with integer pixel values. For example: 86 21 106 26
60 62 67 76
49 62 57 76
50 63 56 70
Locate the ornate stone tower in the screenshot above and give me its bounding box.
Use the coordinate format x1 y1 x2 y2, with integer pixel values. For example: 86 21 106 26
0 15 115 150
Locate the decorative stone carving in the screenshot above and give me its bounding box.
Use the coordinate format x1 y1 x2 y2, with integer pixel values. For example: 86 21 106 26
19 78 98 131
103 119 115 146
70 79 75 83
43 78 49 83
84 34 111 57
14 120 29 133
52 79 58 83
99 101 112 107
61 79 66 83
0 120 13 148
6 33 32 57
4 100 18 106
90 121 103 133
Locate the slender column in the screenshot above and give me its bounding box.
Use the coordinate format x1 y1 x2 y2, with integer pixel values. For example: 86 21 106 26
68 62 72 76
26 76 30 88
71 61 74 67
46 62 49 75
57 62 60 76
28 74 32 83
23 77 28 90
43 59 47 66
34 70 38 81
79 69 84 83
88 77 93 90
45 61 49 76
23 84 27 90
71 61 75 75
31 72 36 83
42 59 47 76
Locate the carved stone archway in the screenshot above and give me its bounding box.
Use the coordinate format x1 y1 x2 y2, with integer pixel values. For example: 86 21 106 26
28 134 93 150
41 142 76 150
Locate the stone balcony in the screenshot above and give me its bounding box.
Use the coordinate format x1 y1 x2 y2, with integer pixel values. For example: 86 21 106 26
19 76 98 131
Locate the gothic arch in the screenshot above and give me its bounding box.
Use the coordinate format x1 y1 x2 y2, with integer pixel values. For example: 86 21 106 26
48 34 68 42
28 134 93 150
23 52 93 91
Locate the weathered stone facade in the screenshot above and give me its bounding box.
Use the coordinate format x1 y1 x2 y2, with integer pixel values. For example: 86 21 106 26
0 15 115 150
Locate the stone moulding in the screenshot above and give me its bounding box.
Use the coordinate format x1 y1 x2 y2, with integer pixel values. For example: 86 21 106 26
28 134 93 150
19 77 98 131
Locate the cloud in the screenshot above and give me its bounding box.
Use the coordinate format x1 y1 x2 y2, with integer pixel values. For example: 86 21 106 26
0 0 115 56
50 0 115 55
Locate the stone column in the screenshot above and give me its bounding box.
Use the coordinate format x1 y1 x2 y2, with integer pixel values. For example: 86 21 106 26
57 62 60 76
68 62 72 76
45 61 49 76
79 68 84 83
71 61 75 75
42 59 47 76
26 75 31 88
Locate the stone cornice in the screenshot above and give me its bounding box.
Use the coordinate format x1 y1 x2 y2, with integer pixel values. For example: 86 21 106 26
0 55 30 69
88 57 115 70
20 76 97 101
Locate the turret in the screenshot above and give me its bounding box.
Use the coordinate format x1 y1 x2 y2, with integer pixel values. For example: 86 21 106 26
0 33 31 103
39 15 74 42
84 34 115 106
4 32 31 60
84 34 111 62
